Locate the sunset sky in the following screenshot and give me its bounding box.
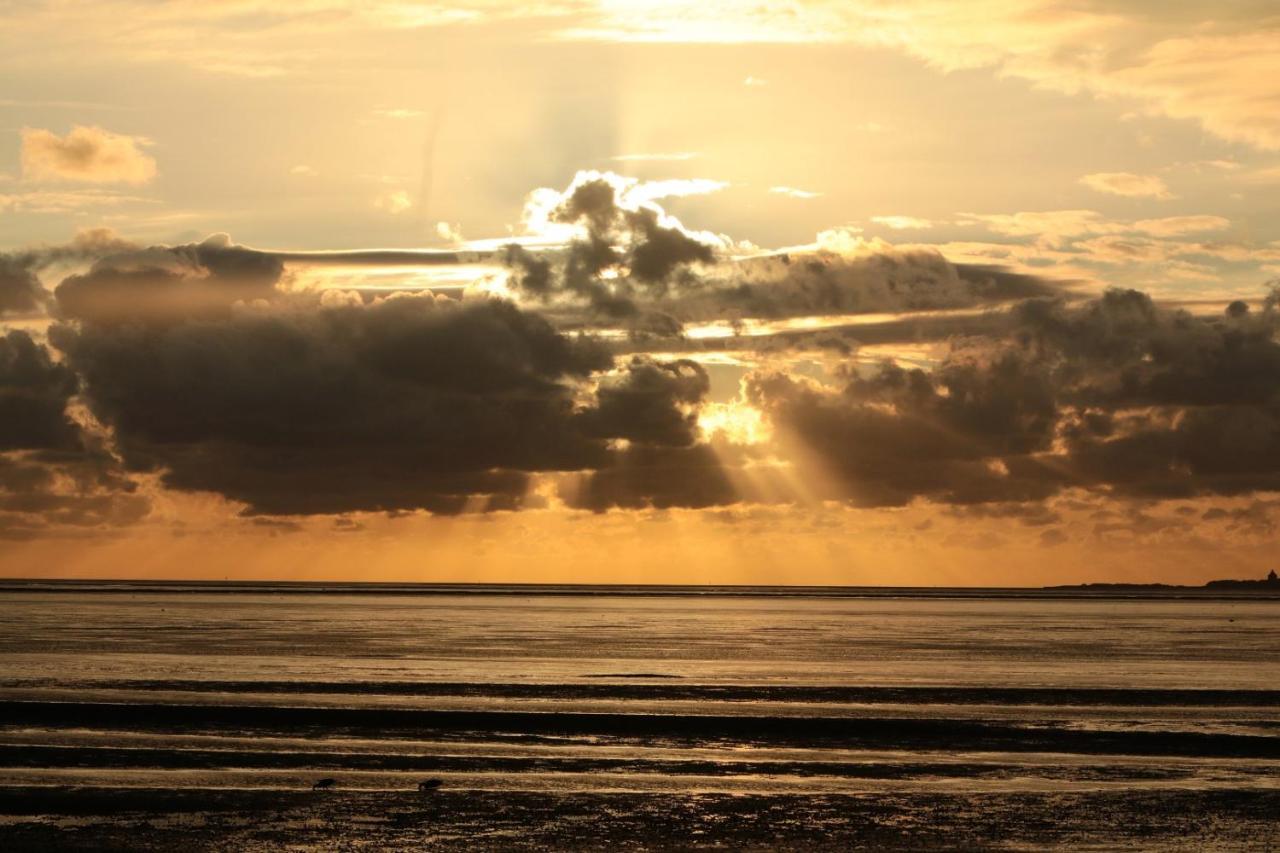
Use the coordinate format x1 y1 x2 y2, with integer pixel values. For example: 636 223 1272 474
3 1 1280 585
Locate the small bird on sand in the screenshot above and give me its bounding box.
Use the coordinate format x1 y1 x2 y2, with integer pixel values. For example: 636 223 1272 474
417 778 444 792
312 778 337 790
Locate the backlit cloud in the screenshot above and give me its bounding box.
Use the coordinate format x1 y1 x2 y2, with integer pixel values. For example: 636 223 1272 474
770 187 822 200
374 189 413 214
871 215 933 230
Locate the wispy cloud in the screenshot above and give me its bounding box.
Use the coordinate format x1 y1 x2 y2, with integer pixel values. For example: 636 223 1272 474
374 189 412 214
769 186 821 200
1080 172 1174 200
371 108 424 119
0 188 153 214
556 2 1280 150
627 178 729 204
871 215 933 230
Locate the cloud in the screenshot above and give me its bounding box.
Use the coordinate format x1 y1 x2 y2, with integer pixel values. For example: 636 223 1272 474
745 287 1280 507
871 215 933 230
8 170 1278 532
960 209 1233 246
747 355 1063 507
0 330 148 538
504 171 720 317
21 126 157 184
53 234 284 324
662 242 1061 324
580 357 710 448
1105 30 1280 151
435 221 464 244
567 444 736 511
372 108 424 119
0 331 84 453
0 451 149 540
959 210 1113 245
1080 172 1174 200
0 228 141 316
25 216 752 517
4 3 1276 151
1130 215 1230 237
626 178 729 205
502 177 1067 331
0 258 47 315
375 189 413 214
44 242 740 516
770 186 822 199
564 3 1280 150
51 293 617 515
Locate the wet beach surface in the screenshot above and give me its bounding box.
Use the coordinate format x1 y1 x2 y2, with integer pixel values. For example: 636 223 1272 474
4 788 1280 851
1 585 1278 849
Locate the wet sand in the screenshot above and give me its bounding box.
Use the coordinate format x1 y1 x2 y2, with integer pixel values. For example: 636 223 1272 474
1 586 1277 849
3 788 1279 851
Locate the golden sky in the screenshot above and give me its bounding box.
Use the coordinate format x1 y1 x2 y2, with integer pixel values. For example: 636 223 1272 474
3 1 1280 584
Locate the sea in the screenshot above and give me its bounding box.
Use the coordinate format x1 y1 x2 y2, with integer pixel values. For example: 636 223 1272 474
0 582 1277 850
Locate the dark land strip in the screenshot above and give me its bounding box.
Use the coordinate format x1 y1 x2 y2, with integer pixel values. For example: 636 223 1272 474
6 681 1280 707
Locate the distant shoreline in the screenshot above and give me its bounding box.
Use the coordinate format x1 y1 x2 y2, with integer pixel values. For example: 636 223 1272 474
1 578 1278 600
1047 578 1280 593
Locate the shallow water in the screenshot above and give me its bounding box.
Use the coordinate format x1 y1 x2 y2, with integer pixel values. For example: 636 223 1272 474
0 586 1277 848
3 589 1278 690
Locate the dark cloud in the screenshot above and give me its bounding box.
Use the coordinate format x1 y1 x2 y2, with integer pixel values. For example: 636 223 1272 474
660 247 1065 325
54 234 284 324
567 357 742 511
581 358 709 448
951 502 1062 526
624 206 715 286
504 177 717 317
747 287 1280 507
503 244 553 299
0 330 83 452
1011 288 1280 499
1199 500 1278 534
0 452 149 540
0 451 150 541
0 330 148 539
747 358 1062 507
11 204 1277 529
0 228 139 316
1015 288 1280 409
0 257 46 315
16 220 746 518
566 444 736 512
272 249 471 266
50 282 737 515
52 294 619 515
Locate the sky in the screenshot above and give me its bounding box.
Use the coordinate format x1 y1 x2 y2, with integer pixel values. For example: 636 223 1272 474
2 0 1280 585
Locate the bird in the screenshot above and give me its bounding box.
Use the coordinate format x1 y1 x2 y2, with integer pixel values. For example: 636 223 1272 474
312 778 337 790
417 778 444 792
